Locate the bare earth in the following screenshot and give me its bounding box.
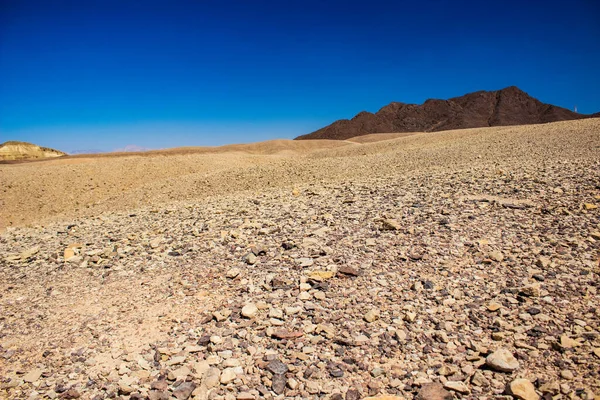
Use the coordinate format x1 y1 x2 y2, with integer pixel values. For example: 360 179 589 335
1 119 599 400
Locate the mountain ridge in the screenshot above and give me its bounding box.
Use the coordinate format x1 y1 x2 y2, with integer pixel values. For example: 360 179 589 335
296 86 600 140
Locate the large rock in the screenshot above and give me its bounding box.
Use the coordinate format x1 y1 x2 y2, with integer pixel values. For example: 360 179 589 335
506 378 539 400
417 382 453 400
486 348 520 372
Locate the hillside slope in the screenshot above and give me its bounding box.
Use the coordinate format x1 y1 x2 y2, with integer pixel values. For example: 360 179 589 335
0 141 66 161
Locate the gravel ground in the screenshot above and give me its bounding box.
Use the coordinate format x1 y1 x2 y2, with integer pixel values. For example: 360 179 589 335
1 119 599 400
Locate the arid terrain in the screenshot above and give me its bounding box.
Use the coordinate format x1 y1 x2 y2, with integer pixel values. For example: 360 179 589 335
1 119 599 400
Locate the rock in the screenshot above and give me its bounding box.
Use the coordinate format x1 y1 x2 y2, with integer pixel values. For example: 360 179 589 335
226 268 241 279
506 378 539 400
266 360 288 375
488 250 504 262
520 283 541 297
487 302 502 311
363 397 406 400
417 382 453 400
346 389 361 400
271 329 303 339
220 367 237 384
295 257 314 267
381 219 401 230
241 303 258 318
486 348 519 372
245 253 257 265
536 257 551 268
64 248 76 260
560 370 574 380
20 246 40 260
23 369 43 383
292 188 300 196
271 373 286 394
444 380 469 394
308 270 334 281
338 266 359 276
364 309 380 323
559 335 582 349
173 382 196 400
203 367 221 388
237 392 255 400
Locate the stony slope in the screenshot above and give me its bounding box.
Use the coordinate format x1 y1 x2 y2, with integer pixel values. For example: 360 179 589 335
0 119 599 399
296 86 599 140
0 141 66 161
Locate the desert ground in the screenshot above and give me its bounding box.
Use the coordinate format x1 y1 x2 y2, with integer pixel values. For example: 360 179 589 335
1 119 599 400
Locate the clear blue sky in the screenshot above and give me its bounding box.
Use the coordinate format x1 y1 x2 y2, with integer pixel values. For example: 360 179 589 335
1 0 599 153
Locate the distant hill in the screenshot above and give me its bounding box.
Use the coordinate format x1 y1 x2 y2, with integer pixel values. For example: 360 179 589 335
296 86 600 140
0 141 66 161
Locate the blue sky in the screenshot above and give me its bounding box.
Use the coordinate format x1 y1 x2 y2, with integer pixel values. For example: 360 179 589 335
1 0 599 153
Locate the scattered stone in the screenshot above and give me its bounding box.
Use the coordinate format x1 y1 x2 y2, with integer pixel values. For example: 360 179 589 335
417 382 453 400
173 382 196 400
266 359 288 375
506 378 539 400
241 303 258 318
486 348 520 372
381 219 401 230
443 380 470 394
364 309 380 323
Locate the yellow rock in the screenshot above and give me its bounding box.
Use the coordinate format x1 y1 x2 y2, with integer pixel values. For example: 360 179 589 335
63 248 75 260
67 242 84 249
560 335 582 349
292 188 300 196
584 203 598 210
487 302 502 311
308 271 334 281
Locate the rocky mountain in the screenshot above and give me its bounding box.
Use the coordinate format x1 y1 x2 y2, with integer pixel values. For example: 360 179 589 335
0 141 66 161
296 86 599 140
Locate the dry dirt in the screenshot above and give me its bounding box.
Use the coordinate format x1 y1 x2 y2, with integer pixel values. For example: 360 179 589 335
0 119 599 400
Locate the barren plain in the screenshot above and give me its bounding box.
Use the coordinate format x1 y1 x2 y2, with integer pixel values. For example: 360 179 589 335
1 119 599 400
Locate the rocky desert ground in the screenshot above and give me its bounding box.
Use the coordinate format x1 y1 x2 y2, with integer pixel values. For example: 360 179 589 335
1 119 599 400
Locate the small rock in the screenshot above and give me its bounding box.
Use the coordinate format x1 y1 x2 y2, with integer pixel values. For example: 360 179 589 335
560 370 574 380
338 266 359 276
506 378 539 400
23 369 43 383
364 309 380 323
173 382 196 400
266 360 288 375
220 368 237 384
488 250 504 262
381 219 401 230
245 253 257 265
443 380 470 394
241 303 258 318
417 382 452 400
203 367 221 388
308 270 334 281
486 348 519 372
271 374 286 394
226 268 241 279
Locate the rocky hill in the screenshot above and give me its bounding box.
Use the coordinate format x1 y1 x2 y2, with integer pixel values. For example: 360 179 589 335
296 86 599 140
0 141 66 161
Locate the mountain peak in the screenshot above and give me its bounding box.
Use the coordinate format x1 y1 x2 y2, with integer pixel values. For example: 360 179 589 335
296 87 595 140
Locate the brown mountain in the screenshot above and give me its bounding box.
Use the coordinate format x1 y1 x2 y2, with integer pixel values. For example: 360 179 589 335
0 141 66 161
296 86 599 140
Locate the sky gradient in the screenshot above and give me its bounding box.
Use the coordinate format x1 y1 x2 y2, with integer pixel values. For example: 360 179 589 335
1 0 599 153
